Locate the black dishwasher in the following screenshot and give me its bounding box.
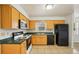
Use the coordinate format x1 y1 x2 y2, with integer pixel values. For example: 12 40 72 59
47 35 54 45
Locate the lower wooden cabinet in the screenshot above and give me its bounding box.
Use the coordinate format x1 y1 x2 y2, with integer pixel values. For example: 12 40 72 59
1 41 26 54
0 44 1 54
32 35 47 45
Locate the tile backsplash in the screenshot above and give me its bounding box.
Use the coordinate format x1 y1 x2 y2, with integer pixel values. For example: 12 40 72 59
0 29 27 37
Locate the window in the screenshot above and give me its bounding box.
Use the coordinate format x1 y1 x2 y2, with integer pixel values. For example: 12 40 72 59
36 21 47 30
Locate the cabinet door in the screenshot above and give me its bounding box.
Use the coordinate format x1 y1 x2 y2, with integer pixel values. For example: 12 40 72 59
12 7 19 29
20 41 26 54
0 5 1 28
1 5 12 29
0 44 1 54
54 20 64 24
32 35 47 45
20 13 25 20
20 13 23 19
2 44 20 54
32 35 37 45
29 21 36 29
37 36 47 44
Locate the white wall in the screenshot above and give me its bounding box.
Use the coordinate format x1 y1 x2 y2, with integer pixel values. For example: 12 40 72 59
0 29 27 40
65 13 74 48
73 4 79 42
65 4 79 48
30 16 65 20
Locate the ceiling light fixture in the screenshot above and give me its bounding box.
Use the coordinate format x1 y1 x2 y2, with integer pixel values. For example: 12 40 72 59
45 4 55 10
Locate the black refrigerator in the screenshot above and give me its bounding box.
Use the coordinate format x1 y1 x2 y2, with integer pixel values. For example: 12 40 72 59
54 24 69 46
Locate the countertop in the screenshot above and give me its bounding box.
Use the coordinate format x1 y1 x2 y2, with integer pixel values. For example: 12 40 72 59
0 37 26 44
25 32 54 35
0 35 32 44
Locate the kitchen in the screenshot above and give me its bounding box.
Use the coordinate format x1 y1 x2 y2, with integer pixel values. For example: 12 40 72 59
0 4 77 54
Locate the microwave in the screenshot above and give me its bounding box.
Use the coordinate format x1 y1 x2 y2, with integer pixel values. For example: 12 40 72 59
19 20 27 29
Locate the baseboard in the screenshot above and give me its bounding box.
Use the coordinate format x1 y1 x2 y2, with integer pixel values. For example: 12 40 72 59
73 41 79 43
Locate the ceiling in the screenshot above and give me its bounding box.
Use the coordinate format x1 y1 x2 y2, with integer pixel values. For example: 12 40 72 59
21 4 73 17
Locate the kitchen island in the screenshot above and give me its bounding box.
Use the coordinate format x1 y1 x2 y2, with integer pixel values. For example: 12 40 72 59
0 37 26 54
0 35 32 54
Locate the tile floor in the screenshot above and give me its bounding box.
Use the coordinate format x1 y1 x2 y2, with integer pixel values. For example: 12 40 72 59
30 45 73 54
73 42 79 53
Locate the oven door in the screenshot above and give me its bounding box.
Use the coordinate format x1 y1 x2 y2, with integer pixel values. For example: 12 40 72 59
26 37 32 50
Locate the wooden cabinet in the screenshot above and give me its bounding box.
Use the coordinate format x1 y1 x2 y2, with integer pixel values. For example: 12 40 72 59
0 5 1 28
29 20 36 29
1 5 19 29
20 13 26 21
12 7 19 29
1 41 26 54
32 35 47 45
47 20 65 29
29 20 64 29
0 4 29 29
1 5 12 29
0 44 1 54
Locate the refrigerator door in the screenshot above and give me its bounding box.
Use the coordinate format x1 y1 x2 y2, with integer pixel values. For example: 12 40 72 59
57 31 68 46
55 24 69 46
57 24 68 31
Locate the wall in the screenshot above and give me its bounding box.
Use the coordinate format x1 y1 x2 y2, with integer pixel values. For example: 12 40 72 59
73 4 79 42
65 13 74 48
30 16 65 20
0 29 27 40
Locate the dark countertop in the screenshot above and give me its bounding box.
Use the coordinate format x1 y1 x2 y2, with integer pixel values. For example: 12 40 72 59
0 37 26 44
25 32 54 35
0 34 32 44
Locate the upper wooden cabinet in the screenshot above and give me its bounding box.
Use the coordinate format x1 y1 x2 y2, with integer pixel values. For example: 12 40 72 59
29 20 64 29
1 5 19 29
20 13 26 21
0 5 1 28
12 7 19 29
0 4 29 29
